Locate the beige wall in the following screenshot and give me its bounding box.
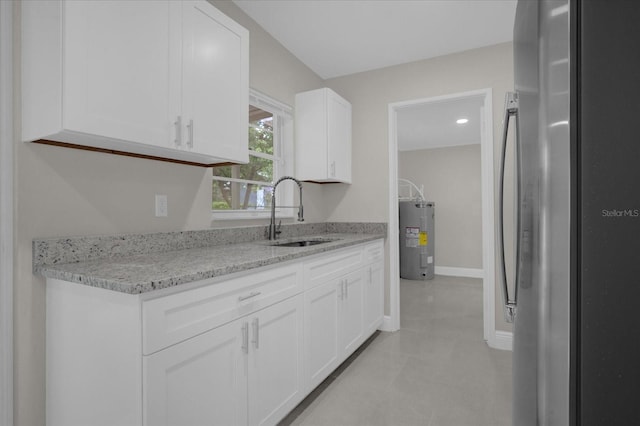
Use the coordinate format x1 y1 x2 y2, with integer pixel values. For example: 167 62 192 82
324 42 514 333
13 1 324 424
324 42 512 224
398 144 483 269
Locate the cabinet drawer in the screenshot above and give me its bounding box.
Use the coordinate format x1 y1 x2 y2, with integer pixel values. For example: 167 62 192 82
303 246 363 290
364 240 384 264
143 263 303 355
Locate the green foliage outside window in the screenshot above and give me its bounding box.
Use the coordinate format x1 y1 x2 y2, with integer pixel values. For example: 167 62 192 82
212 108 276 210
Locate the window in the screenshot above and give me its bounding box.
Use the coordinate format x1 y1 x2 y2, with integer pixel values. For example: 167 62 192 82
212 90 293 220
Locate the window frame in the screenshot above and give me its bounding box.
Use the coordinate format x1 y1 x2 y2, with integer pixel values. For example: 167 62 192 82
211 89 294 221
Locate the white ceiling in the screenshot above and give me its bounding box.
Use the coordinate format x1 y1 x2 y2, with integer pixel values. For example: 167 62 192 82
397 96 484 151
232 0 516 150
232 0 517 80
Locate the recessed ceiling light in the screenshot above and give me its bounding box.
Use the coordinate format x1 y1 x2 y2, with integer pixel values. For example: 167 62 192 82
456 118 469 125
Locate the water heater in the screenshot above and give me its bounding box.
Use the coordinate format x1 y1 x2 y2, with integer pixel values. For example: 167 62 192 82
399 201 435 280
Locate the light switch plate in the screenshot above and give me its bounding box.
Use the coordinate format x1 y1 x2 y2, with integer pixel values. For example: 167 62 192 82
155 195 168 217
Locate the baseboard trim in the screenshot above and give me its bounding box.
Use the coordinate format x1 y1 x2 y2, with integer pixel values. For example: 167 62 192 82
434 266 484 279
488 330 513 351
379 315 397 332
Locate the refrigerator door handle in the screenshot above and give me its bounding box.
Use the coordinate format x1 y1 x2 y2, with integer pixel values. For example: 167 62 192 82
499 91 520 323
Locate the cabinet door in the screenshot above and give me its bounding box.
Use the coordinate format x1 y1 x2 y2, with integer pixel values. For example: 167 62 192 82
364 262 384 335
64 1 171 147
326 91 352 183
180 0 248 162
303 279 340 392
295 88 352 183
143 318 247 426
339 270 365 358
248 295 304 426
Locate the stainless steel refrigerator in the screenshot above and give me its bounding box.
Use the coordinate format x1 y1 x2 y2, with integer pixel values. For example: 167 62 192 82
502 1 640 424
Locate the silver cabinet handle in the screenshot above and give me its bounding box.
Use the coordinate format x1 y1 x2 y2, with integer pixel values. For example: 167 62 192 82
498 92 520 323
186 119 194 148
345 279 348 299
330 161 336 177
174 116 182 147
241 322 248 354
238 291 261 302
252 318 259 349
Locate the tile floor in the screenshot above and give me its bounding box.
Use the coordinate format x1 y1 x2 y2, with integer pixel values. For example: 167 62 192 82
280 275 513 426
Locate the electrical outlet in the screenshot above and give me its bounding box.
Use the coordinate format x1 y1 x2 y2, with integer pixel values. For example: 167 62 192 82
155 195 168 217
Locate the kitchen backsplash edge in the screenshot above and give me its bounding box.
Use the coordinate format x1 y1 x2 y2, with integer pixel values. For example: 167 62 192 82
33 222 387 269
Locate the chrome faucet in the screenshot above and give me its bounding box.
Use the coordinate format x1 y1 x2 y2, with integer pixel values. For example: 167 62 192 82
269 176 304 240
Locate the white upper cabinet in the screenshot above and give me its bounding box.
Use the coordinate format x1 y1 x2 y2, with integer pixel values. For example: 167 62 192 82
295 88 352 183
173 1 248 162
21 0 248 166
64 1 171 150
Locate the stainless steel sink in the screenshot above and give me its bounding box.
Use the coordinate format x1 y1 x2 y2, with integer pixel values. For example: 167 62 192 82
268 238 337 248
274 240 326 247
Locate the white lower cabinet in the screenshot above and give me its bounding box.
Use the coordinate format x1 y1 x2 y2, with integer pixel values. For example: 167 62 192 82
144 294 304 426
46 239 383 426
144 318 248 426
248 295 304 426
339 270 365 357
304 279 340 392
303 240 385 393
304 268 365 393
364 261 384 335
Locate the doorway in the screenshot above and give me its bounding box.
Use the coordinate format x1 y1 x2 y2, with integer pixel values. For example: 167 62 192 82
388 89 507 349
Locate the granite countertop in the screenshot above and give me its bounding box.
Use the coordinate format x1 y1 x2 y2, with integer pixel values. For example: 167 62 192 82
34 224 386 294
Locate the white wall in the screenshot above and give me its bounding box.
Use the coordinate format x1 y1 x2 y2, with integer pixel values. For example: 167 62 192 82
324 42 514 333
399 144 483 269
12 1 324 424
0 3 14 425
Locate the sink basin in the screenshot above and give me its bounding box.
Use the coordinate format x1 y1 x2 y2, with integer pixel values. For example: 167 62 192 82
268 238 337 248
275 240 327 247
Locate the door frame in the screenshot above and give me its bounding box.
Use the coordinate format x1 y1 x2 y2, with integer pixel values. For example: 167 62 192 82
0 1 14 423
388 88 504 348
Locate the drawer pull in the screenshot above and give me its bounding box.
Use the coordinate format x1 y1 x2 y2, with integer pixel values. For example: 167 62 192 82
252 318 259 349
238 291 262 302
241 322 248 354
